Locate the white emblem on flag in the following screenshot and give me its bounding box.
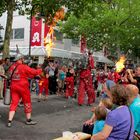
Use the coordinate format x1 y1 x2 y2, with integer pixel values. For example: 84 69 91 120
32 32 40 43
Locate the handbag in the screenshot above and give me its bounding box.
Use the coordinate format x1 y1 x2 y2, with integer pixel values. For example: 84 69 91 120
127 107 140 140
134 132 140 140
82 124 94 136
4 64 19 105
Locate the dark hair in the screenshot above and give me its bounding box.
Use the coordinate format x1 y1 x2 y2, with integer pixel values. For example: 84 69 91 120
110 84 128 106
5 57 10 61
95 106 107 121
0 59 3 65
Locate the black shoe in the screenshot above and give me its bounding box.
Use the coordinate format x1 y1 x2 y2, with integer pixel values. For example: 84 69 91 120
78 104 82 106
25 119 37 125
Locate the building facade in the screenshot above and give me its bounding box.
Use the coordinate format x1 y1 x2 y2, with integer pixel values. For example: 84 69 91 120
0 11 80 62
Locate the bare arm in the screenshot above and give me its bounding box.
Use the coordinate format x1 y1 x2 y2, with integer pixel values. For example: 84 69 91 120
91 124 113 140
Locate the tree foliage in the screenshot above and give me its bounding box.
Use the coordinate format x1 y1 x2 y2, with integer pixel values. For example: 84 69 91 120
60 0 140 58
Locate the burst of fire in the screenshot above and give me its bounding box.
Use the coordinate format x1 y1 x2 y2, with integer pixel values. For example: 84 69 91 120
44 8 65 57
115 56 126 73
44 26 54 57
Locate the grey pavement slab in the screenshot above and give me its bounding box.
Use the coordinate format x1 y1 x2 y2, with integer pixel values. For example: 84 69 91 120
0 94 99 140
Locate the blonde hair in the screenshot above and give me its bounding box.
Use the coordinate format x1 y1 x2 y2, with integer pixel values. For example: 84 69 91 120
100 98 113 110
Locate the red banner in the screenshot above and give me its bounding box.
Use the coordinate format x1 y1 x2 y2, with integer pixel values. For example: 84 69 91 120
44 24 50 38
80 35 87 53
30 17 42 46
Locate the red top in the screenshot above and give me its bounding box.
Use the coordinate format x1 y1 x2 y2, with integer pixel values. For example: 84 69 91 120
9 62 42 86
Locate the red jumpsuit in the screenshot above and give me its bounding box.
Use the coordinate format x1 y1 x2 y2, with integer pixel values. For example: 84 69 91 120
39 76 49 96
65 76 74 98
9 62 42 113
78 55 95 105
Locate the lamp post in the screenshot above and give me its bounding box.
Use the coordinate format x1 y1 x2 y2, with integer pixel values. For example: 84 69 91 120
28 6 33 58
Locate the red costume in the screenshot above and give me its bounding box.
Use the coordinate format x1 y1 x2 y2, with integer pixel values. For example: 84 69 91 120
65 76 74 98
9 62 42 113
38 75 49 96
113 72 121 83
78 54 95 105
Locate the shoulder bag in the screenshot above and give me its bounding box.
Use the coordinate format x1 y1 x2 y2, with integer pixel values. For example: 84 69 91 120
4 64 19 105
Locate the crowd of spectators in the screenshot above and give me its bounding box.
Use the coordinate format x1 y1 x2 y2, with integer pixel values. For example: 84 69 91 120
0 56 140 138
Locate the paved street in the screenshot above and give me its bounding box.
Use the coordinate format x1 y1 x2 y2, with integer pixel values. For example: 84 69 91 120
0 94 99 140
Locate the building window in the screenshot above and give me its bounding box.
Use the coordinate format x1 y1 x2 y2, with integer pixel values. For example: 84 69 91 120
11 28 24 40
72 38 79 45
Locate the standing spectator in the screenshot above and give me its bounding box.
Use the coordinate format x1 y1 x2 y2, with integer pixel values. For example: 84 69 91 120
3 58 11 97
127 66 140 94
91 84 134 140
0 60 5 99
3 57 11 73
126 84 140 137
47 61 56 94
57 66 66 96
7 54 42 127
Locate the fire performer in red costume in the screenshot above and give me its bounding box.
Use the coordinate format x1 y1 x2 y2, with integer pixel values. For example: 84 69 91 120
38 71 49 102
7 54 42 127
78 51 95 106
65 67 74 98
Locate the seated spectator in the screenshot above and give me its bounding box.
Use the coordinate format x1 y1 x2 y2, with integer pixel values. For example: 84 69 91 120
91 84 134 140
83 98 113 135
102 80 115 98
126 84 140 138
98 98 113 111
92 106 107 135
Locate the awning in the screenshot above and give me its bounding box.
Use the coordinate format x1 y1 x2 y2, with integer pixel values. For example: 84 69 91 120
93 52 114 64
10 47 72 58
10 47 114 64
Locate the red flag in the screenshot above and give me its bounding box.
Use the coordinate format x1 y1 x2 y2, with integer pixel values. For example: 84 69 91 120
30 17 42 46
80 35 86 53
44 24 50 39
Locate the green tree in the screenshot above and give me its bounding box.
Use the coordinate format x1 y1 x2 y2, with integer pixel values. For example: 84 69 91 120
60 0 140 58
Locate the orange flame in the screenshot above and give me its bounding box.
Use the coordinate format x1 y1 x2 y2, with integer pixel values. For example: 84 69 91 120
44 26 54 57
115 56 126 72
44 8 65 57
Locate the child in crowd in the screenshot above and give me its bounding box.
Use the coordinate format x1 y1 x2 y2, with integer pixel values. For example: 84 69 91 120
92 106 107 134
83 98 113 135
98 98 113 111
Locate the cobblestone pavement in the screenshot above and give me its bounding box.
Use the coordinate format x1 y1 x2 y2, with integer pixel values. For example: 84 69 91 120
0 94 99 140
